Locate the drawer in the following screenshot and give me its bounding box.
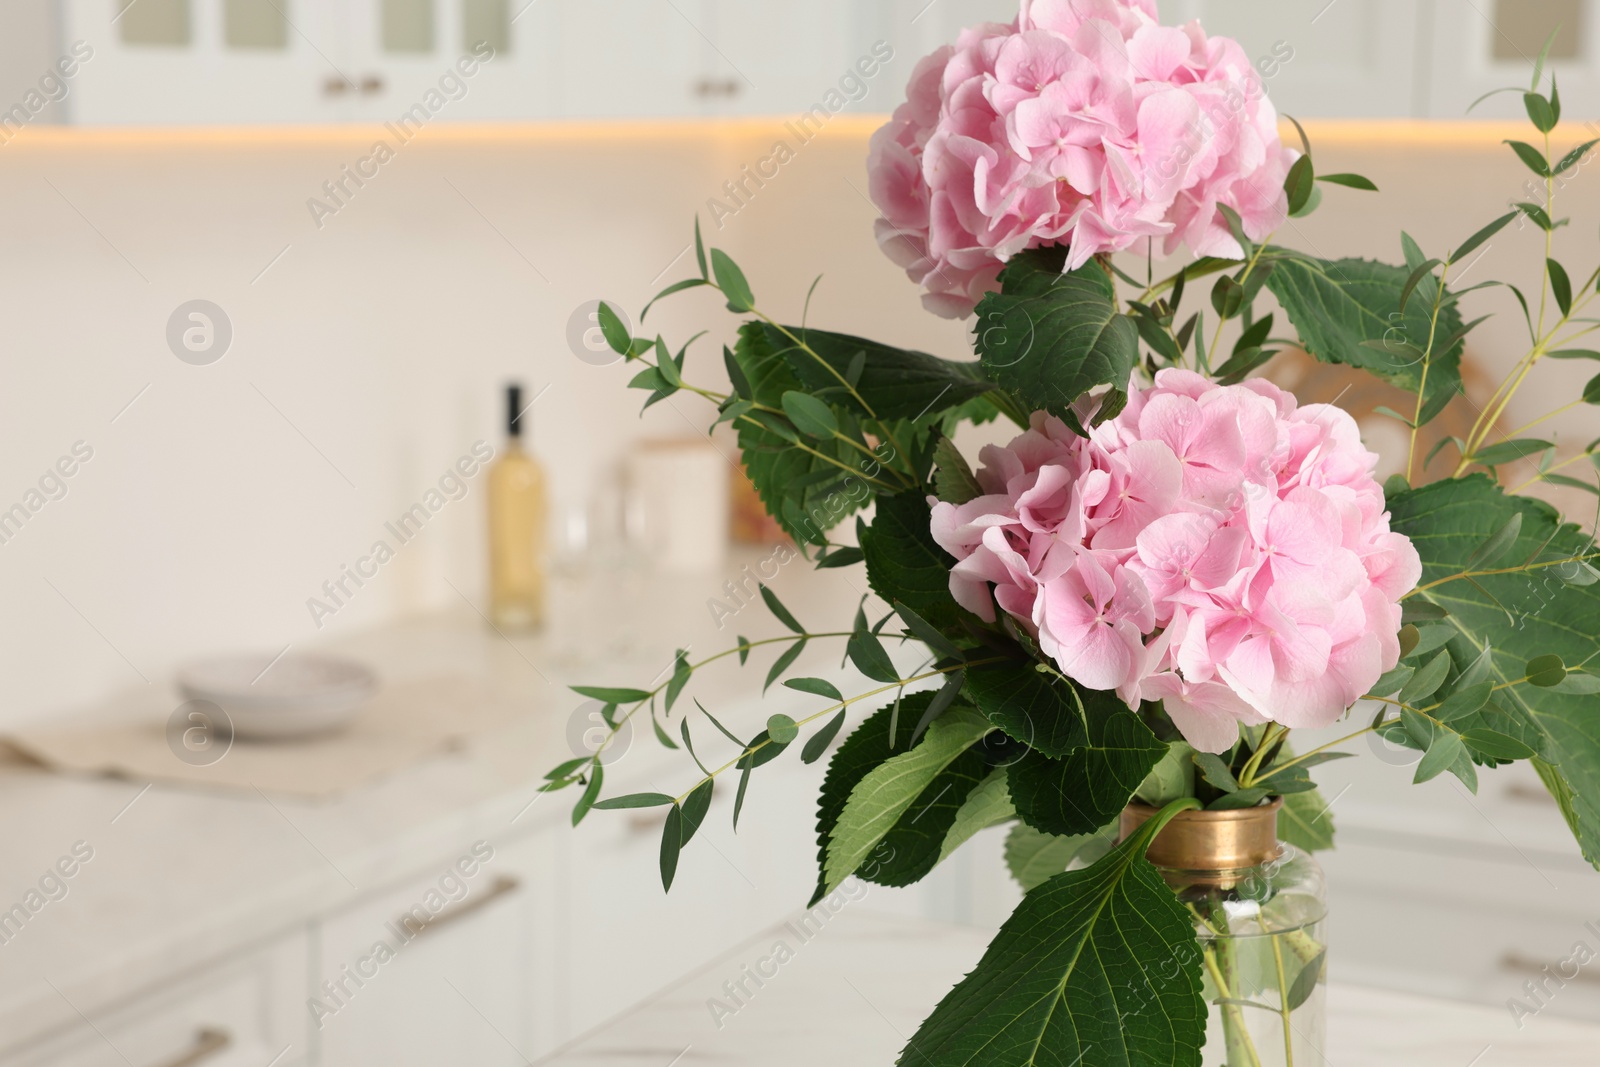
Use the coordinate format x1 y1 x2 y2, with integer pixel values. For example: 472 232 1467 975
2 931 308 1067
310 839 537 1067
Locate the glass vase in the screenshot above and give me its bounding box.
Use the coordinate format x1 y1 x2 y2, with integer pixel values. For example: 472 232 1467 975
1121 801 1327 1067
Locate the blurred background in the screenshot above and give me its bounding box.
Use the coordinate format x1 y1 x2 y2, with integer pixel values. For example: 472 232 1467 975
0 1 1598 1065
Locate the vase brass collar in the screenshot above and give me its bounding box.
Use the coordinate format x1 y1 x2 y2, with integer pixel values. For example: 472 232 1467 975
1120 799 1284 873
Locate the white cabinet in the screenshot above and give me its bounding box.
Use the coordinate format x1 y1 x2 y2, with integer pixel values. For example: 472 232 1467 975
1 931 309 1067
308 837 557 1067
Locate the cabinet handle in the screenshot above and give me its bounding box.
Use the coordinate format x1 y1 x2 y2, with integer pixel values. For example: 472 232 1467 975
692 78 741 99
323 76 351 96
360 75 384 95
145 1028 231 1067
404 875 521 941
1499 953 1600 987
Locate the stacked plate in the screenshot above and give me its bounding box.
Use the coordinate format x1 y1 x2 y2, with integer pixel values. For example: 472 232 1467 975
176 653 377 740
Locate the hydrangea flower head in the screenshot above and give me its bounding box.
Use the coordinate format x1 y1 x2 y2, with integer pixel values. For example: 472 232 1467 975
869 0 1296 316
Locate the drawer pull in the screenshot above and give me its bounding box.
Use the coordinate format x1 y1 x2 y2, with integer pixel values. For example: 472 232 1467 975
405 875 521 940
147 1028 230 1067
1499 953 1600 987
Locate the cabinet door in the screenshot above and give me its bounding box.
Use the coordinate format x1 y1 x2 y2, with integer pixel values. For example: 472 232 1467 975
61 0 355 124
1423 0 1600 119
309 841 546 1067
542 0 715 117
701 0 867 117
338 0 555 122
1 931 309 1067
1158 0 1426 118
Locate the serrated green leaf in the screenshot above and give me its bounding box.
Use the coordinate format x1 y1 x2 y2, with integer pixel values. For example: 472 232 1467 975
1002 821 1116 892
1007 711 1166 837
862 492 966 632
823 708 992 894
1278 788 1336 852
1266 253 1465 423
900 816 1205 1067
937 768 1016 864
974 247 1139 417
933 436 983 505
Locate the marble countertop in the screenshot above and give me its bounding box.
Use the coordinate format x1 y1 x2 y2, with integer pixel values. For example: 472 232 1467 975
0 554 878 1052
541 909 1600 1067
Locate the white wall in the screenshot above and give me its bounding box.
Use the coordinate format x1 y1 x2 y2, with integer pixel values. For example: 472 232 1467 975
0 117 1596 729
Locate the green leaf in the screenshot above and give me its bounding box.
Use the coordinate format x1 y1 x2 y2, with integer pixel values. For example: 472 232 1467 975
595 301 632 355
937 768 1016 864
1585 373 1600 405
1266 253 1465 423
785 677 843 702
759 584 804 633
933 436 983 505
570 685 651 704
1401 649 1454 704
744 323 993 422
1506 140 1551 177
1516 202 1560 231
659 803 683 889
1317 172 1378 191
1194 751 1241 792
1285 154 1316 214
963 662 1104 758
899 814 1206 1067
823 707 991 895
894 601 963 661
1136 741 1197 806
862 492 967 632
1462 729 1537 762
1527 654 1568 687
1470 438 1554 467
1549 258 1574 318
1414 730 1464 785
1278 788 1336 852
711 248 754 312
652 336 683 387
1287 951 1326 1011
1436 681 1494 722
1399 258 1443 313
1007 709 1166 837
593 791 675 810
693 215 708 279
723 344 753 400
846 630 900 684
763 637 808 693
781 390 839 439
640 277 709 321
974 247 1140 417
815 545 865 569
1211 275 1245 320
801 709 849 764
1002 821 1116 892
571 762 603 825
664 649 691 712
767 713 799 744
1552 138 1600 176
1466 512 1524 568
1525 92 1557 133
1388 476 1600 866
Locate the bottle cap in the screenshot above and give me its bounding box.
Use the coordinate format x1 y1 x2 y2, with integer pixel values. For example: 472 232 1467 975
506 383 524 439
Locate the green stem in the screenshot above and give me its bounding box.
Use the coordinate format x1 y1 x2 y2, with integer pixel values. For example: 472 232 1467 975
1270 935 1297 1067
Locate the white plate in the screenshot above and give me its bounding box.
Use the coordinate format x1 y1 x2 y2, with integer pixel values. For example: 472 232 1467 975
176 654 377 740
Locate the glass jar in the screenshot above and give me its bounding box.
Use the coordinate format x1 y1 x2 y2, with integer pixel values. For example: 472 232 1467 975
1121 801 1327 1067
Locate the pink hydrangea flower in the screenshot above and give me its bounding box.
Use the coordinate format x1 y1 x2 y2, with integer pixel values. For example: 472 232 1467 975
869 0 1296 317
928 371 1421 751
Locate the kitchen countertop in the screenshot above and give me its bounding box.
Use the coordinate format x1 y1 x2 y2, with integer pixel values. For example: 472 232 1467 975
0 554 879 1053
541 909 1600 1067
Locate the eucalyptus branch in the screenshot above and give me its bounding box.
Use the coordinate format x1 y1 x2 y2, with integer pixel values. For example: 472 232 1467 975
1406 257 1453 482
671 658 1005 804
1402 548 1600 597
1511 448 1600 493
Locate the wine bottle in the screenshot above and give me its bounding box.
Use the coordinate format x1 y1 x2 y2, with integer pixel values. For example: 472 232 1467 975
488 383 547 630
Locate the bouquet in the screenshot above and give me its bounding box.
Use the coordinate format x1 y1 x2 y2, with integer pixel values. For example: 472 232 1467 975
546 3 1600 1063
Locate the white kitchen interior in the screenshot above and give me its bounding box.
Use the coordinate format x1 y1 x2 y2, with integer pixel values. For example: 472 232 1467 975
1 1 1599 1065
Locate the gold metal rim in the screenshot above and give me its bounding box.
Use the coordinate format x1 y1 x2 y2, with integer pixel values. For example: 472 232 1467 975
1120 799 1284 873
